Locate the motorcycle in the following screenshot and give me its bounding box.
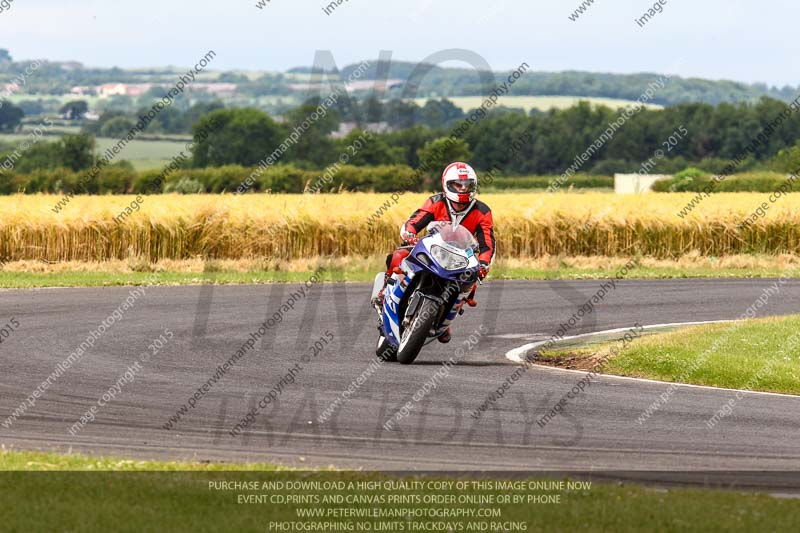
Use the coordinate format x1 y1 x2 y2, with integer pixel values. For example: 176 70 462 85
370 221 481 364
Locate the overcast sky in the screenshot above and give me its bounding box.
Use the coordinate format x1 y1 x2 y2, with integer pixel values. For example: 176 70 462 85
1 0 797 86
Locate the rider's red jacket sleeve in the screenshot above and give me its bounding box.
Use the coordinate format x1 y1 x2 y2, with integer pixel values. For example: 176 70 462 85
475 209 496 267
403 196 436 236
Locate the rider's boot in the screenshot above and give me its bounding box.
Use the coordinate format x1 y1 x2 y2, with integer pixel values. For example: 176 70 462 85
373 248 410 308
371 273 389 308
437 327 451 343
465 284 478 307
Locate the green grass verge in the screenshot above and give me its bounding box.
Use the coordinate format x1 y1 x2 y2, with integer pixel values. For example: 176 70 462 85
0 449 286 471
1 450 798 532
481 187 614 193
2 265 800 288
0 270 365 288
540 315 800 394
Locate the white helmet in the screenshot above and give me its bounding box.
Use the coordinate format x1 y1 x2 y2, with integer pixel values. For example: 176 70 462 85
441 162 478 204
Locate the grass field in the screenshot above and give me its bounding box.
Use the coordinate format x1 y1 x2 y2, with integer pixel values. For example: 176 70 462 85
1 255 800 287
93 136 187 170
2 449 798 532
0 133 188 170
413 95 664 112
3 193 800 263
0 93 106 109
539 314 800 394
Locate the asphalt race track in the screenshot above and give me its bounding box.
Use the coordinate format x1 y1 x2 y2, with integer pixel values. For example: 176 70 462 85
2 278 800 485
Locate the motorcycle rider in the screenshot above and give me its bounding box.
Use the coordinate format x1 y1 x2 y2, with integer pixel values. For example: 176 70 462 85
376 162 496 343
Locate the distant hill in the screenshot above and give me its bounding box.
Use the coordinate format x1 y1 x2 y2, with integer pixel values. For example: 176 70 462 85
2 48 797 109
301 61 798 106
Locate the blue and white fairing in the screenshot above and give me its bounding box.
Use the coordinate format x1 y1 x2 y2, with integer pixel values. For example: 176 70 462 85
380 222 480 347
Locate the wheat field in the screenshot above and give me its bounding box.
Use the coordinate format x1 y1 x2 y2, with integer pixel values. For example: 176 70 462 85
1 193 800 262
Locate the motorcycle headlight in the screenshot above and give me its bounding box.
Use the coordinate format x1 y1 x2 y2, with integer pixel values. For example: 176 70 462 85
430 245 469 270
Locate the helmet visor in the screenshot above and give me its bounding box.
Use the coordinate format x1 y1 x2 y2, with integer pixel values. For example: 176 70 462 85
446 179 477 195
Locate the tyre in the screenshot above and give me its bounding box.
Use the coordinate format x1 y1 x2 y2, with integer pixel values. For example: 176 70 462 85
376 334 397 362
396 297 439 365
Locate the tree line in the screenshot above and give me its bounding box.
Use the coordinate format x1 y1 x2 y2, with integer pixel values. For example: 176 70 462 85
3 96 800 186
187 97 800 176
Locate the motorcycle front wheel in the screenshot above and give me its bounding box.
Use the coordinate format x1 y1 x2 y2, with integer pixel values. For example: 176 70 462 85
396 297 439 365
376 334 398 362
